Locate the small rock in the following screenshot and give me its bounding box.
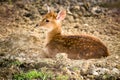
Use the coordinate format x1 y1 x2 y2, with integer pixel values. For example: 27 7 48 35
67 15 74 22
92 71 99 76
91 6 102 15
94 68 110 75
74 5 80 10
74 25 79 28
56 53 68 59
83 24 89 27
111 68 120 74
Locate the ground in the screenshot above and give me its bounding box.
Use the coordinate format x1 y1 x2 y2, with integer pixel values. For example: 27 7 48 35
0 0 120 80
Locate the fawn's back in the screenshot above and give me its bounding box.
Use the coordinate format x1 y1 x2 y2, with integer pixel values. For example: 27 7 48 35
36 9 109 59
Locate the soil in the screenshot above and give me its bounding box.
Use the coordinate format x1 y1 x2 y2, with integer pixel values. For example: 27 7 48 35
0 0 120 80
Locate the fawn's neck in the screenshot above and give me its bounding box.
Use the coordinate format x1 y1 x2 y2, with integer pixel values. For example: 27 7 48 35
46 24 62 45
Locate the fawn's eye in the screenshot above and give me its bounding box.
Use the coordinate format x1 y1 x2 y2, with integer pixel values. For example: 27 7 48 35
45 19 49 22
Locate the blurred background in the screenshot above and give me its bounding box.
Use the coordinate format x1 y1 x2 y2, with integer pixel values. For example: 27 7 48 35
0 0 120 80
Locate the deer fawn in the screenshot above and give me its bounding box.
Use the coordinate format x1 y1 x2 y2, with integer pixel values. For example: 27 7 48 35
36 8 109 59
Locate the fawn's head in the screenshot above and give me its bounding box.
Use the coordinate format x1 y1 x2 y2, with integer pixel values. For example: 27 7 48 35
36 8 66 29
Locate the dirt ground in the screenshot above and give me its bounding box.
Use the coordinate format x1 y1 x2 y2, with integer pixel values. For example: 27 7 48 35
0 0 120 80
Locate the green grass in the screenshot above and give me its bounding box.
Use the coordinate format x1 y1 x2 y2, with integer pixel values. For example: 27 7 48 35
13 70 53 80
13 69 70 80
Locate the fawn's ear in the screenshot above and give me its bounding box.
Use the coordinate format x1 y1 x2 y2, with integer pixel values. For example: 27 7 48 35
44 4 51 13
56 10 66 21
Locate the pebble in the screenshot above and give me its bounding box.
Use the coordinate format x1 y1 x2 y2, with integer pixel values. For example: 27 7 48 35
112 68 120 74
